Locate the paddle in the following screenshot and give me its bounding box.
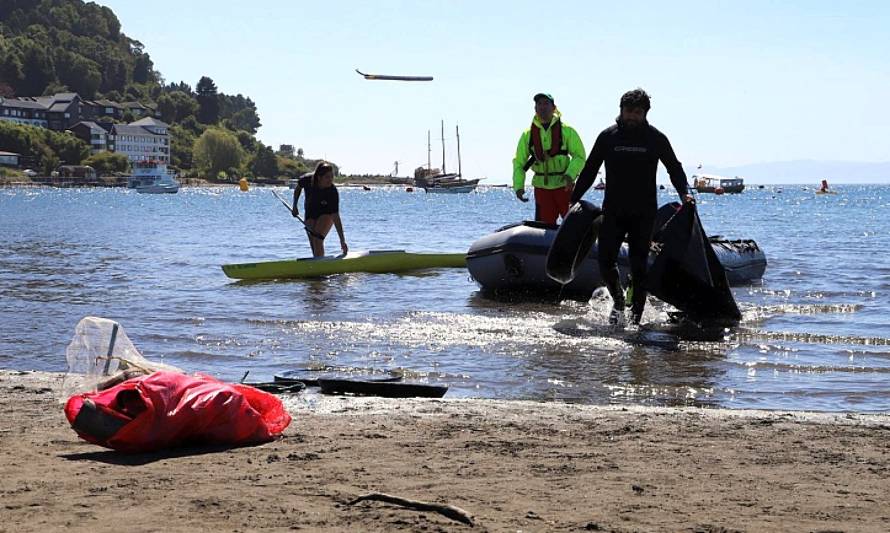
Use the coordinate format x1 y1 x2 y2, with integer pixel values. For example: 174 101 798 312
271 189 325 239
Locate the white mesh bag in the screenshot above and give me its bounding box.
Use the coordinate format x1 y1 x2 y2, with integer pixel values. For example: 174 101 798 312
60 316 182 400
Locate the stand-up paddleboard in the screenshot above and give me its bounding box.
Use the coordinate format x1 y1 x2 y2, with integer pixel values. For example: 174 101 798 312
222 250 466 280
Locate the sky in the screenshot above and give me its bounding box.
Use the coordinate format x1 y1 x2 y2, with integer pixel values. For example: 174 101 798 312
99 0 890 184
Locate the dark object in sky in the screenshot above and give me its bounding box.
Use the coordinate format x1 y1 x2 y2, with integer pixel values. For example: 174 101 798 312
646 202 742 324
355 69 433 81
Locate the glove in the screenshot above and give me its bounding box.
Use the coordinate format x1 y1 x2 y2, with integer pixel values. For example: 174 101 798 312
515 189 529 202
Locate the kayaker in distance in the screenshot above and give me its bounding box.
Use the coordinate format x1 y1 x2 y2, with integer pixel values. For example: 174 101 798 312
292 162 348 257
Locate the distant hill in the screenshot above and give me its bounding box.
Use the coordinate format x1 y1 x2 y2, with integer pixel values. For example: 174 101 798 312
0 0 328 179
686 160 890 184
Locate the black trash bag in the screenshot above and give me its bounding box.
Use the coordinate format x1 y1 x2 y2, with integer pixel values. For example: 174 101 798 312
545 201 603 285
646 202 742 324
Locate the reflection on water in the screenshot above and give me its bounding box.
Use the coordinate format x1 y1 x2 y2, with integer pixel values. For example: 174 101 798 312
1 186 890 411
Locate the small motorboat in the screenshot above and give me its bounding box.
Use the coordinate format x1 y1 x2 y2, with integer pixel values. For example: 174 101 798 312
691 174 744 194
126 160 180 194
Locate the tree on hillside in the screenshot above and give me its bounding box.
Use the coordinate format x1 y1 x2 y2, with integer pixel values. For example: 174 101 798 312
251 145 278 178
196 76 219 124
193 127 244 178
0 121 89 174
16 37 53 95
169 124 198 170
42 81 68 95
165 81 193 94
83 151 129 176
54 48 101 98
228 107 261 134
132 52 154 84
276 156 311 178
157 90 198 124
0 36 24 89
234 130 257 153
100 55 129 93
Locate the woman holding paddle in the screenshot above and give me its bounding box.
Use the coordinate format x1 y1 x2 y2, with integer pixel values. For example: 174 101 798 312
292 162 348 257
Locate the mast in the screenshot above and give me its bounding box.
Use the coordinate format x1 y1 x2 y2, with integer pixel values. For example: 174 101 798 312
456 124 462 179
427 130 431 172
440 119 446 174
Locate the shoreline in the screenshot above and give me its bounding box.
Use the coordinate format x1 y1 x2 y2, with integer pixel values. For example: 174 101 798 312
2 369 889 531
0 175 415 188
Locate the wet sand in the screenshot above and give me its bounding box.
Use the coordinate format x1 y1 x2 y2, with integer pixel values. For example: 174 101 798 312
1 369 889 532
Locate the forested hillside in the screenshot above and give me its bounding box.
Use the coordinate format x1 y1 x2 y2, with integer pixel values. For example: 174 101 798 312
0 0 324 180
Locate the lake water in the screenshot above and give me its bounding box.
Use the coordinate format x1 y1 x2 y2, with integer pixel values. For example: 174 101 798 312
2 184 889 412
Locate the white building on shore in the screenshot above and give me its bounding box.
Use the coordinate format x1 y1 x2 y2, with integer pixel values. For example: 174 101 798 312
109 117 170 164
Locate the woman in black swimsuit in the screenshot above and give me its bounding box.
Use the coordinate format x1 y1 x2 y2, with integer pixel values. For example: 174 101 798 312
292 162 348 257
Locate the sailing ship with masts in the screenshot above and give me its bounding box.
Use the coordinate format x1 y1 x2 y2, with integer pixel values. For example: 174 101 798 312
413 120 480 193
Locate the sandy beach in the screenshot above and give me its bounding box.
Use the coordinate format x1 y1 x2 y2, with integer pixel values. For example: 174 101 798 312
1 369 889 532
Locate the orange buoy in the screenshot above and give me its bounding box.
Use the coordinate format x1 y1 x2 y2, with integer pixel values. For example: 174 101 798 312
715 186 725 195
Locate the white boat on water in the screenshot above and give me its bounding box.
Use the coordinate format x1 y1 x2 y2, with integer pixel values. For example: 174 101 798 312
126 160 180 194
423 181 478 194
691 174 744 194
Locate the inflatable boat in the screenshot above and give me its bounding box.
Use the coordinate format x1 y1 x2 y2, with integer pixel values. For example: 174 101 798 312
466 207 765 300
709 239 767 285
467 227 625 300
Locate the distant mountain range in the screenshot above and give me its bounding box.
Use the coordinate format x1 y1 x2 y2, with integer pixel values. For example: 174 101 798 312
682 160 890 184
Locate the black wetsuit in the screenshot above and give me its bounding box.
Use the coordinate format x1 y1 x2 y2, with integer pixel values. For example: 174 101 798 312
571 120 688 316
294 176 339 221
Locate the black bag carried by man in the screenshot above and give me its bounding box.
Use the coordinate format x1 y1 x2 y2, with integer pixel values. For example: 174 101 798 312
646 202 741 324
545 200 603 285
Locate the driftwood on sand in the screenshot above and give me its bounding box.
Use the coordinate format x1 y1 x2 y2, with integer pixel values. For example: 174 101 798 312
348 491 474 526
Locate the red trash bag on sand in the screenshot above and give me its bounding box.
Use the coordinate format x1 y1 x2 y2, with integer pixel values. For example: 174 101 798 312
64 371 292 453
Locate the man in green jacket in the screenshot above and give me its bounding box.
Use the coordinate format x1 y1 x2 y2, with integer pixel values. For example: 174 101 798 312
512 93 586 224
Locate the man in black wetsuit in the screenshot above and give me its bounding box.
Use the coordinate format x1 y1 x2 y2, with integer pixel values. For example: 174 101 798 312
570 88 695 325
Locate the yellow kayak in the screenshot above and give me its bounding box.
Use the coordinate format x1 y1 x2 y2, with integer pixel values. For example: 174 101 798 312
222 250 466 280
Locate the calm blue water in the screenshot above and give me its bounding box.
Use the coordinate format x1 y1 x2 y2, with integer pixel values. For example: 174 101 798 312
2 184 889 412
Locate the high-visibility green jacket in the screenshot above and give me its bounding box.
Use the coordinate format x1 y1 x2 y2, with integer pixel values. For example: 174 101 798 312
512 111 586 191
